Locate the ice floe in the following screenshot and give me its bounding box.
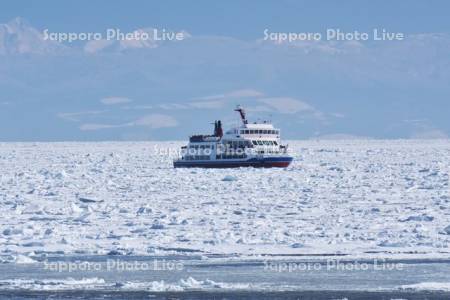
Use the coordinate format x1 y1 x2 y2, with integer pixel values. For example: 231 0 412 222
0 140 449 260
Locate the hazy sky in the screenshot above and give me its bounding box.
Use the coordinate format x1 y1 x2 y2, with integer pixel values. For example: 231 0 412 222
0 1 449 141
2 0 449 36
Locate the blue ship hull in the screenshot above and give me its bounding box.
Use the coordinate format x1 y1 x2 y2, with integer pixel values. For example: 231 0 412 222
173 156 293 168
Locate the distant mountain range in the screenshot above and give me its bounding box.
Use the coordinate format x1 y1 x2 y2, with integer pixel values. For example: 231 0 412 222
0 17 67 54
1 17 449 141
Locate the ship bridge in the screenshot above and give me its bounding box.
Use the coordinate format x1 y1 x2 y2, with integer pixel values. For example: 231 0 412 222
224 122 280 139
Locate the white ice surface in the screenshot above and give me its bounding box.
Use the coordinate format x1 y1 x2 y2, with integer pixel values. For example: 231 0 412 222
0 276 252 291
0 140 449 261
400 282 450 291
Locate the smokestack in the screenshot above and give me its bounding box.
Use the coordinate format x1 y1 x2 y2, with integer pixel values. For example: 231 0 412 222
217 120 223 138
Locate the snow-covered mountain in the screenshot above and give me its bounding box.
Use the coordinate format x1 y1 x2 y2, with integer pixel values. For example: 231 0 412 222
0 17 449 141
84 28 191 53
0 18 191 55
0 17 67 55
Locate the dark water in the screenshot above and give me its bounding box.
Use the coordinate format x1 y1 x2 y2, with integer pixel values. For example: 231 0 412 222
1 256 450 299
1 290 450 299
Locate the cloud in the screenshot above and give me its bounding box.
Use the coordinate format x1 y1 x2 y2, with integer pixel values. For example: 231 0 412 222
189 89 264 109
79 123 120 131
84 40 114 54
79 113 178 131
330 112 345 118
227 89 264 98
100 97 132 105
195 89 264 101
57 110 106 122
245 105 272 112
130 114 178 128
120 105 153 110
159 103 189 110
189 100 225 109
257 97 315 114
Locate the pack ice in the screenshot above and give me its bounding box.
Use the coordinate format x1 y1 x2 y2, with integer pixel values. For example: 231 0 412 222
0 140 449 262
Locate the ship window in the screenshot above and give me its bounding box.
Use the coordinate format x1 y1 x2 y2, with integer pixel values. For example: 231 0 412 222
257 140 263 145
262 130 267 134
252 141 258 145
273 141 278 145
263 141 270 145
